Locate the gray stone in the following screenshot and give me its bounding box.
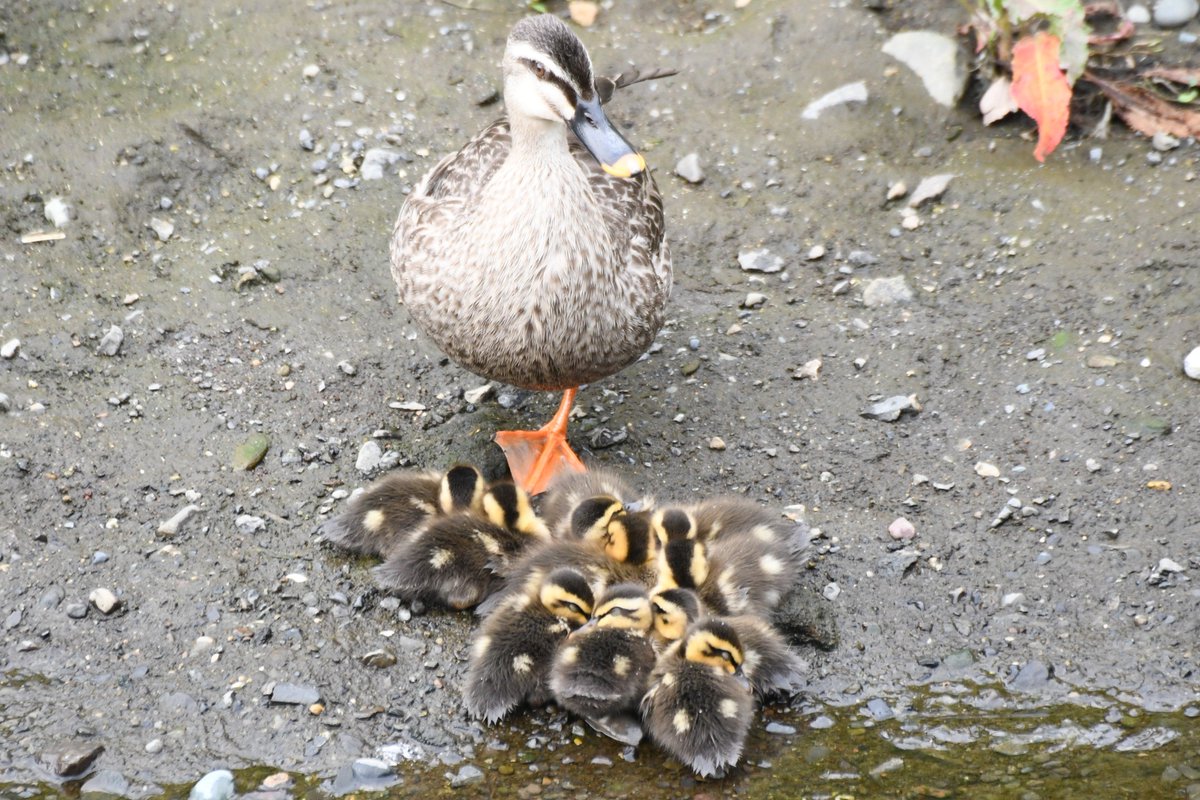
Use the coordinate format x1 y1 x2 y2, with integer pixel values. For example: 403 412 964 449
360 148 401 181
861 394 921 422
0 392 10 413
737 248 784 273
39 586 64 609
1009 660 1052 691
271 682 321 705
41 743 104 777
158 504 201 536
235 515 266 534
351 758 393 779
189 769 234 800
765 721 797 735
1153 0 1198 27
674 152 704 183
98 325 124 357
448 764 484 787
81 769 131 797
862 275 913 307
355 440 383 473
865 697 894 720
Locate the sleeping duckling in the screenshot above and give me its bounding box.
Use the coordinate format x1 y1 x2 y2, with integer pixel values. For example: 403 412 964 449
650 588 805 699
374 481 549 609
549 584 657 742
656 522 800 617
477 498 659 615
688 497 803 547
640 618 754 778
463 567 595 723
540 469 651 537
316 463 485 557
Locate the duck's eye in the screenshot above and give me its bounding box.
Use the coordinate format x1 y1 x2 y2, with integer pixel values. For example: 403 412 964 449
532 60 547 79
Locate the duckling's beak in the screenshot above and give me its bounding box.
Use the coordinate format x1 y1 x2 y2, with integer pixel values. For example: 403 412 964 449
573 617 598 635
733 665 751 691
570 94 646 178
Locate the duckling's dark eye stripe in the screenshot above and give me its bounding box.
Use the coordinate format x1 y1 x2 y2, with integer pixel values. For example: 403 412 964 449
522 58 578 107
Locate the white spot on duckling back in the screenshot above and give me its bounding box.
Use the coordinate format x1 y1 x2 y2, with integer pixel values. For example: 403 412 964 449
673 709 691 733
430 548 454 569
660 671 676 687
362 509 385 533
409 498 437 515
760 554 784 575
613 655 631 677
473 635 491 658
751 524 776 542
476 532 502 555
719 698 739 718
513 653 534 674
559 646 579 665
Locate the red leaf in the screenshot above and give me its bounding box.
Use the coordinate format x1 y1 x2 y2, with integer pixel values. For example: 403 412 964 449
1010 32 1072 162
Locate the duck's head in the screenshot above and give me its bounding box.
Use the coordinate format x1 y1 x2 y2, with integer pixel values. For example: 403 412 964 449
579 583 652 633
683 619 746 678
650 587 702 643
539 567 595 627
602 511 658 566
656 537 709 590
482 481 550 538
570 494 627 541
439 463 485 514
650 507 697 545
503 15 645 178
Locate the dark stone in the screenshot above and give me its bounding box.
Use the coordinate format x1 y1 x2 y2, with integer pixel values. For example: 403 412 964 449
41 743 104 777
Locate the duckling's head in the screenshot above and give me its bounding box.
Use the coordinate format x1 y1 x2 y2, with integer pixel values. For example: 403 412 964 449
656 538 709 590
650 588 702 643
502 15 645 179
650 507 697 545
538 567 595 627
601 512 658 566
683 619 745 676
482 481 550 538
570 495 626 541
439 463 485 514
586 583 653 633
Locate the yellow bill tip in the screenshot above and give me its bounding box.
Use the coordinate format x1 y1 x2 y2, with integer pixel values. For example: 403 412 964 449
602 152 646 178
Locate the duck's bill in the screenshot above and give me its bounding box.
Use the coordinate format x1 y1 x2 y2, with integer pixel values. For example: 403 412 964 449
570 96 646 178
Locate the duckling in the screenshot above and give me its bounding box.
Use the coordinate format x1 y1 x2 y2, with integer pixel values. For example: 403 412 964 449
373 481 548 609
640 618 754 778
463 567 595 723
650 588 805 699
316 463 485 557
391 15 672 495
688 497 804 547
541 469 650 536
476 498 659 615
549 584 657 742
656 521 801 617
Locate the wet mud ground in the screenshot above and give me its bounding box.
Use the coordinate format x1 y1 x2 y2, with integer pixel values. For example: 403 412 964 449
1 0 1198 797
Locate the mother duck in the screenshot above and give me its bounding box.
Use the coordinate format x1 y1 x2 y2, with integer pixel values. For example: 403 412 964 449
390 15 671 495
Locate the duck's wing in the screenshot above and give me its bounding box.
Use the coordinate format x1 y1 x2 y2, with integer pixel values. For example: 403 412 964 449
596 67 678 105
416 117 511 202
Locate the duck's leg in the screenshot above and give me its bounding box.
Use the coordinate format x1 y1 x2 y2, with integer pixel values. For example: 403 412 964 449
494 387 587 495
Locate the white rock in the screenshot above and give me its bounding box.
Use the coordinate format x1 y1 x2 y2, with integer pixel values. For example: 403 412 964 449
158 504 201 536
882 31 968 107
708 436 726 451
360 148 401 181
190 769 235 800
1183 346 1200 379
1152 131 1181 151
463 383 494 404
1 338 19 359
908 173 955 207
862 276 913 307
1127 3 1151 22
822 582 841 600
44 197 72 228
975 461 1001 478
1153 0 1198 27
1158 557 1185 573
356 440 384 473
806 244 826 260
801 81 868 120
674 153 704 183
794 358 822 381
888 517 916 540
742 292 767 308
737 248 783 273
89 588 120 614
149 217 174 241
302 64 321 79
1086 458 1102 473
1001 592 1025 607
235 514 266 534
97 325 124 356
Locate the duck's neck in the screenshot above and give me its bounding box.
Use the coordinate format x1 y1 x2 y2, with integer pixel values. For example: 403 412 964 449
506 112 573 170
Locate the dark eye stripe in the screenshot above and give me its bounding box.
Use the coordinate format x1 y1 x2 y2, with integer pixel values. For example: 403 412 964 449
523 58 578 108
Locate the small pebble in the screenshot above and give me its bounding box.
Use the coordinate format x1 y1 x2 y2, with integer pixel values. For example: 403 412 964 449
271 683 321 705
822 582 840 600
303 64 320 79
807 244 826 260
1152 0 1198 27
337 360 357 376
1 338 20 359
1086 458 1101 472
44 197 72 227
92 551 109 565
356 440 384 473
975 462 1001 478
674 152 704 183
89 588 120 614
149 217 174 241
235 515 266 534
158 504 201 536
233 433 270 471
98 325 124 357
887 517 916 540
145 738 163 754
1127 3 1151 21
41 744 105 778
742 292 767 308
793 358 822 381
65 603 88 619
862 276 913 307
708 436 726 450
190 769 235 800
1002 592 1025 607
738 248 783 273
1183 346 1200 380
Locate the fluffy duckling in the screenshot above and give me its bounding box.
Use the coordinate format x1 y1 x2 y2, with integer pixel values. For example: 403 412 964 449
656 522 800 617
650 588 805 699
316 463 485 557
640 618 754 778
540 469 651 537
688 497 803 546
477 499 659 615
549 584 657 742
463 567 595 723
374 481 549 609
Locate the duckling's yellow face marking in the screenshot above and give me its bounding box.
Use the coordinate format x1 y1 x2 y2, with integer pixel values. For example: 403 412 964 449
512 653 534 674
685 630 744 675
719 698 740 718
672 709 692 733
483 483 550 538
612 655 632 677
651 508 696 545
539 583 594 627
430 548 454 569
574 496 626 543
658 540 709 590
362 509 386 533
650 597 689 642
593 595 652 632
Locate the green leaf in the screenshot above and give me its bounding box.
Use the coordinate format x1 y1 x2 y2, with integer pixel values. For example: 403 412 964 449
1179 88 1199 104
